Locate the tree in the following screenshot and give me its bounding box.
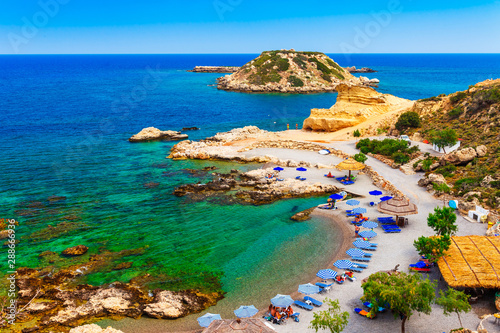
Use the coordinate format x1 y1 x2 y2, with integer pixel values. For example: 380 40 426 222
413 235 451 263
395 111 420 131
427 206 457 236
430 128 458 154
436 288 471 328
353 152 367 164
361 272 436 333
309 298 349 333
432 183 451 205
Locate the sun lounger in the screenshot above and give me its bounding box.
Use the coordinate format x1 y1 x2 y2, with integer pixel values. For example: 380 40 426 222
304 296 322 307
295 176 301 179
346 267 363 273
290 313 300 322
315 282 333 292
363 301 387 312
409 267 431 273
300 177 306 181
342 181 355 185
353 263 368 269
354 307 376 319
294 300 313 311
409 261 430 269
382 225 401 233
351 256 371 262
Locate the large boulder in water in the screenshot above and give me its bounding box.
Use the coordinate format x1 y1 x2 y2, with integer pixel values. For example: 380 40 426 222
129 127 188 142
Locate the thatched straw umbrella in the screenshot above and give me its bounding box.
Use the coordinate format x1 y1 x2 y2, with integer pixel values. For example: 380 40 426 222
336 158 365 178
377 197 418 225
202 319 275 333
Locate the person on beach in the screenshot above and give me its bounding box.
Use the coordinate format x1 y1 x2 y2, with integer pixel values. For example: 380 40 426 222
287 123 289 130
355 225 360 237
355 214 368 223
295 123 298 130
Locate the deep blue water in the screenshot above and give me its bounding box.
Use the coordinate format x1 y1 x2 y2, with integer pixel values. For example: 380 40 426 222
1 54 499 331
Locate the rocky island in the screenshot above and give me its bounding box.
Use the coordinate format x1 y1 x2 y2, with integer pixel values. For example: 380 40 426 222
345 66 377 73
187 66 239 73
128 127 188 142
216 49 372 93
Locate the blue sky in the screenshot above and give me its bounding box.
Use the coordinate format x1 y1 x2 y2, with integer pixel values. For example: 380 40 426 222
1 0 499 54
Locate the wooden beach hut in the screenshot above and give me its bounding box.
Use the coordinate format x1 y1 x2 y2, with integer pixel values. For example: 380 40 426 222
437 236 500 289
202 319 275 333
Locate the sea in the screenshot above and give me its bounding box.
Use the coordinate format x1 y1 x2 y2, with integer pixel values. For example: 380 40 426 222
1 54 499 332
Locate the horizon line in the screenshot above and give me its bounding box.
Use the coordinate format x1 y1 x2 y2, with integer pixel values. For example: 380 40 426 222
2 52 500 56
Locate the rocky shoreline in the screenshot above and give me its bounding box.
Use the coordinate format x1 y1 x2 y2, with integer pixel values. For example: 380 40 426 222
129 127 188 142
187 66 239 73
345 66 377 73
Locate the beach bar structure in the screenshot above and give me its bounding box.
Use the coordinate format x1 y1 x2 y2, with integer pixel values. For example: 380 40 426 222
438 236 500 289
202 319 275 333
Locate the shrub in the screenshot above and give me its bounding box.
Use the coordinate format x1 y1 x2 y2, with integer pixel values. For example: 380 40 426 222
419 96 441 102
430 128 457 153
448 107 463 119
354 152 367 164
422 158 433 171
276 58 290 71
392 152 410 164
353 129 361 137
293 56 307 69
395 111 421 131
435 164 457 178
288 75 304 87
450 91 467 104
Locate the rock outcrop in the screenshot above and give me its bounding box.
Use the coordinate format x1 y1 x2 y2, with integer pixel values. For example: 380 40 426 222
62 245 88 256
345 66 377 73
70 324 124 333
188 66 239 73
439 147 477 165
129 127 188 142
303 84 413 132
217 50 363 93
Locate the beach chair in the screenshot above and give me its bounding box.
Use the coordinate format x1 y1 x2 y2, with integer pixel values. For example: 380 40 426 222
353 263 368 269
350 256 371 262
315 282 333 292
304 296 322 307
409 267 431 273
354 307 376 319
382 225 401 233
290 313 300 322
409 261 430 269
363 301 387 312
294 300 313 311
343 181 355 185
295 176 301 179
346 267 363 273
300 177 306 181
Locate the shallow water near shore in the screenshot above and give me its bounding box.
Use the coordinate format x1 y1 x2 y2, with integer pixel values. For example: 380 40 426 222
1 54 500 331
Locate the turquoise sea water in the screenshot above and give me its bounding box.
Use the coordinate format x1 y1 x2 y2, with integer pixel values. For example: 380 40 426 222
1 54 500 331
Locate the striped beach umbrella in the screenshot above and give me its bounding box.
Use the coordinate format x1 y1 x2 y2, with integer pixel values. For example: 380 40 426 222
369 190 383 196
234 305 258 318
361 221 378 229
352 207 367 214
353 240 374 249
270 294 294 308
298 283 320 295
380 196 393 202
359 230 377 238
316 269 338 280
197 313 222 327
346 248 371 257
346 199 360 206
333 260 354 270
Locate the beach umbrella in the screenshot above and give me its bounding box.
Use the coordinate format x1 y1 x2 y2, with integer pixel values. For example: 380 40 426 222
329 193 344 200
352 207 367 214
270 294 294 308
361 221 378 229
353 240 374 249
333 260 354 270
296 167 307 172
359 230 377 239
378 197 418 221
298 283 320 295
369 190 383 196
316 269 338 280
336 158 365 178
273 167 284 171
197 313 222 327
379 196 393 202
346 199 360 206
346 248 370 258
234 305 258 318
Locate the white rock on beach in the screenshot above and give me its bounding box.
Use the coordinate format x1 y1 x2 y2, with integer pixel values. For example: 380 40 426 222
69 324 124 333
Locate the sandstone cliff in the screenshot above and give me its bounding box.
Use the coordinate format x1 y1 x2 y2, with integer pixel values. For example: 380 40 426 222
217 50 367 93
303 84 413 132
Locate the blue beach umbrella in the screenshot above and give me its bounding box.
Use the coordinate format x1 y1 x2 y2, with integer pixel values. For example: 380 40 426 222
359 230 377 238
352 207 367 214
316 269 338 280
353 240 373 249
346 248 371 258
234 305 258 318
329 193 344 200
270 294 294 308
361 221 378 229
369 190 383 196
298 283 320 295
296 167 307 172
197 313 222 327
380 196 393 202
346 199 360 206
273 167 284 171
333 260 354 270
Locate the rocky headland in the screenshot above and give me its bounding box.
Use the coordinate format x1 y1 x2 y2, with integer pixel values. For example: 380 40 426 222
129 127 188 142
216 50 371 93
188 66 239 73
345 66 377 73
303 83 414 132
